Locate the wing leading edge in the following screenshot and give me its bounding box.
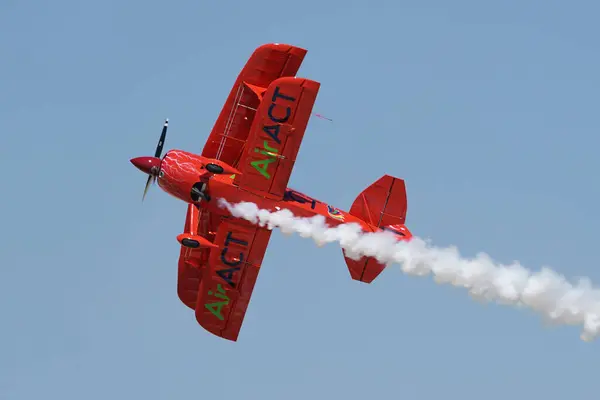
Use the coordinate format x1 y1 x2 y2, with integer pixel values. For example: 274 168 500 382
177 205 272 341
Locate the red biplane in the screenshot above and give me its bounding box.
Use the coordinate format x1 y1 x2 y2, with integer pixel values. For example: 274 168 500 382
131 43 413 341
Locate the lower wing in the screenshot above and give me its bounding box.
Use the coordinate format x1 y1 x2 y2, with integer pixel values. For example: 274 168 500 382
195 216 272 341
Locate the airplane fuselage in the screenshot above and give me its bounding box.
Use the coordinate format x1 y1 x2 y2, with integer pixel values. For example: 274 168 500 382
155 149 412 239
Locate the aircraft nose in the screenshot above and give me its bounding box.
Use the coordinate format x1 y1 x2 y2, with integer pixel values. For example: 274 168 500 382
130 156 161 175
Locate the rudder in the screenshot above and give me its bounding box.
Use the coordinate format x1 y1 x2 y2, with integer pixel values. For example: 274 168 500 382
343 175 408 283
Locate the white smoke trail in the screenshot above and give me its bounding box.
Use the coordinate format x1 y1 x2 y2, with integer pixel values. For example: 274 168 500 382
217 198 600 342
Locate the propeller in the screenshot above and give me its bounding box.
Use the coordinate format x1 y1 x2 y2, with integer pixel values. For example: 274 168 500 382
131 118 241 203
154 118 168 158
142 174 153 201
131 119 168 201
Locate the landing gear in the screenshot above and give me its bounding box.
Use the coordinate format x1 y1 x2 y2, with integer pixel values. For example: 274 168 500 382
191 182 211 202
190 163 227 202
205 163 224 174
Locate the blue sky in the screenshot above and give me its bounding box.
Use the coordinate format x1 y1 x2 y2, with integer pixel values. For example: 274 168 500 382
1 1 599 398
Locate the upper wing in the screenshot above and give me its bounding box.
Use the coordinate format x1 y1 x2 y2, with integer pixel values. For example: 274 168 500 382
201 43 307 167
194 216 272 341
233 76 320 199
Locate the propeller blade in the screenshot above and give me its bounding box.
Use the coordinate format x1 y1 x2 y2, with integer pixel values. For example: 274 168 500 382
138 118 167 202
154 119 168 158
142 175 154 201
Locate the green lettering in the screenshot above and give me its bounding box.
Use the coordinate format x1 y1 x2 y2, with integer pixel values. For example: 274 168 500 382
204 284 230 321
250 141 281 179
263 140 278 152
205 301 227 320
254 140 280 158
251 158 276 179
255 148 277 157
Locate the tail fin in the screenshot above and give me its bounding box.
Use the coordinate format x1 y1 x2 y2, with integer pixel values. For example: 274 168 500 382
343 175 408 283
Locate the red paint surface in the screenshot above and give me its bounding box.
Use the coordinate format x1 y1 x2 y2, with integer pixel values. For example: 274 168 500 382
131 43 412 341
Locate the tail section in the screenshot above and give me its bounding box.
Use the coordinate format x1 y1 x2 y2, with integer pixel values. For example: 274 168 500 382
343 175 410 283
